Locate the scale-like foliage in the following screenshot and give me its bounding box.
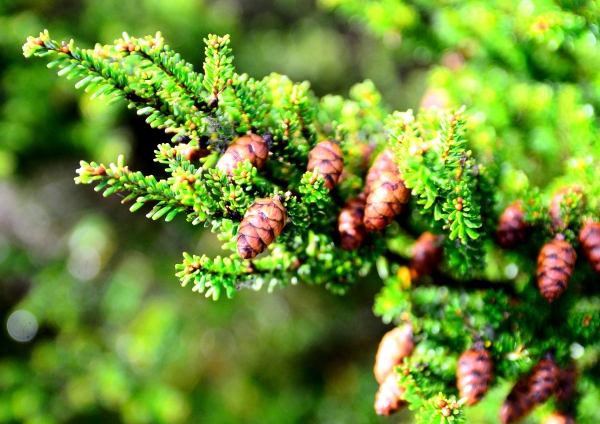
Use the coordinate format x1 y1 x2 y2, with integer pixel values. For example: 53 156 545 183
23 16 600 423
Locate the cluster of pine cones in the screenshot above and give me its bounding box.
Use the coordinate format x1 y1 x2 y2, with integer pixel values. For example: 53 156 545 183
205 133 415 259
497 187 599 302
373 326 577 423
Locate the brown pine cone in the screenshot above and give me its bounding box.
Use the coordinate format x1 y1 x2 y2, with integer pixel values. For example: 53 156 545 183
497 202 531 248
307 140 344 190
456 342 493 406
364 171 410 232
338 196 367 251
555 362 578 403
364 148 397 195
217 133 269 176
374 372 407 416
410 232 443 278
537 235 577 302
529 354 559 404
578 221 600 273
500 377 534 424
374 324 414 384
237 197 287 259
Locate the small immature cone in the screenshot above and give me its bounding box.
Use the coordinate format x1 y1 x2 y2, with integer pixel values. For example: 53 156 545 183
543 412 576 424
338 196 367 251
364 148 397 195
456 342 494 406
374 324 414 384
410 232 443 278
237 197 287 259
374 372 407 416
217 133 269 176
555 363 577 403
497 202 531 249
549 187 583 231
500 378 534 424
537 235 577 302
307 140 344 190
578 221 600 272
529 354 559 404
364 171 410 232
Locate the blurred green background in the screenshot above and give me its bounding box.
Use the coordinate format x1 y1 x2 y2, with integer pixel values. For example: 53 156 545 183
2 0 600 423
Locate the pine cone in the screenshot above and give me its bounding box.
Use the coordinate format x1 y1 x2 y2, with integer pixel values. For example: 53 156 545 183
500 378 534 424
364 171 410 232
217 133 269 176
497 202 531 248
500 353 560 424
578 221 600 272
529 354 559 404
456 342 493 406
555 362 578 403
537 235 577 302
364 148 397 195
307 140 344 190
374 372 407 416
338 196 367 251
410 232 443 278
237 197 287 259
374 324 414 384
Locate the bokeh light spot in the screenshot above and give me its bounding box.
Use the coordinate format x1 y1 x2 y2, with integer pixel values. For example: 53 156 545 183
68 245 101 281
570 343 584 359
505 263 518 279
7 310 38 342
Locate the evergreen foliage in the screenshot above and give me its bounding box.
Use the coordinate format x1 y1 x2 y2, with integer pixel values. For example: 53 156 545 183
18 0 600 422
